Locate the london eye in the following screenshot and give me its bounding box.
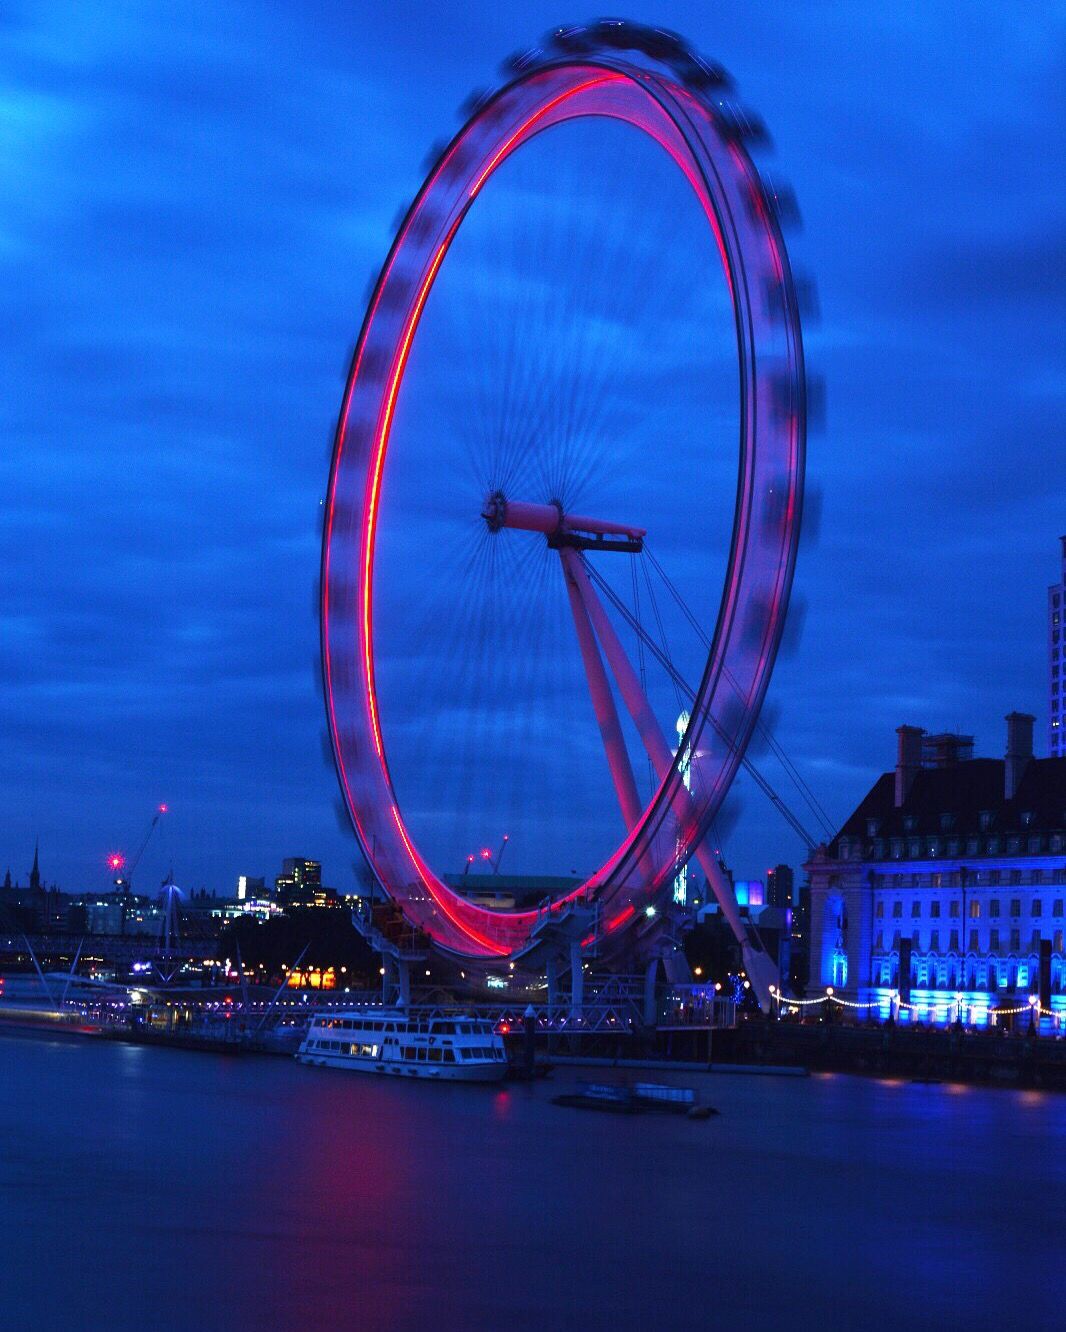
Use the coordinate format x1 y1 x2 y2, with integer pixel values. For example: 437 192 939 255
320 20 808 1007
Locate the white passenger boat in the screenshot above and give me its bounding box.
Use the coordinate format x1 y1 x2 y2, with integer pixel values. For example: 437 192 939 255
296 1008 508 1082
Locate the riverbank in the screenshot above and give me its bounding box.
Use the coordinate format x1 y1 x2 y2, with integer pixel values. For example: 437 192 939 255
709 1017 1066 1090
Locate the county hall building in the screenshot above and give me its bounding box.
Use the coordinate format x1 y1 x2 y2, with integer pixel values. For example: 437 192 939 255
807 713 1066 1026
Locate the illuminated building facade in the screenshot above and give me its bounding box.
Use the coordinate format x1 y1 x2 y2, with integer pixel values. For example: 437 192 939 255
274 858 330 907
1051 536 1065 757
808 714 1066 1026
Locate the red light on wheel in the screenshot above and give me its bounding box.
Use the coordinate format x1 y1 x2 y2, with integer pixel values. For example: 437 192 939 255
107 852 126 872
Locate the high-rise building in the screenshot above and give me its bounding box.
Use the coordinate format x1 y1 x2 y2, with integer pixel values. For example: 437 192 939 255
275 858 334 908
766 863 794 908
1050 536 1065 757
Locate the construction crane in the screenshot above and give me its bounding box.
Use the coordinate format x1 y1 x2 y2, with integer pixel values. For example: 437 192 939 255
109 803 169 892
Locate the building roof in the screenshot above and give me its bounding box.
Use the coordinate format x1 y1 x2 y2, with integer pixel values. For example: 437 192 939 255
831 757 1066 853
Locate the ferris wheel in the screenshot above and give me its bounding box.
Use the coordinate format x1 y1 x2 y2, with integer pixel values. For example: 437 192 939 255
320 20 808 1007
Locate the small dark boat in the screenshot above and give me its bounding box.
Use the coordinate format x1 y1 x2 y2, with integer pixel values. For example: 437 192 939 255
552 1081 717 1117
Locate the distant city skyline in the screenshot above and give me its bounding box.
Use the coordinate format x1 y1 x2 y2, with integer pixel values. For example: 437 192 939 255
1 3 1062 894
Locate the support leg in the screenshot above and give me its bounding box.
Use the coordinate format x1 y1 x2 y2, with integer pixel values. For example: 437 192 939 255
643 956 659 1027
569 939 584 1020
563 548 778 1010
561 556 643 832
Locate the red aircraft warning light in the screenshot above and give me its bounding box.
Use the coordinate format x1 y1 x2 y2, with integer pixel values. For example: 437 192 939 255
107 852 126 872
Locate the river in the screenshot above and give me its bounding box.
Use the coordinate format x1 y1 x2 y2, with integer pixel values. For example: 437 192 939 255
1 1028 1062 1330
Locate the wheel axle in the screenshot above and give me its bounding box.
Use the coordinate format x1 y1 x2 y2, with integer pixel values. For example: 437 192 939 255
481 491 645 553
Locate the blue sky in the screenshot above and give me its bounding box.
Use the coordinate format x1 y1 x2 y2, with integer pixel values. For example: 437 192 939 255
1 2 1063 896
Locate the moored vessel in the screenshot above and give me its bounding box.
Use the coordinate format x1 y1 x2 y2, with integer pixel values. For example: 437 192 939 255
296 1008 507 1082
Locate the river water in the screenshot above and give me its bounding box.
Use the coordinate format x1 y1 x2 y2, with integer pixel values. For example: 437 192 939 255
2 1028 1063 1330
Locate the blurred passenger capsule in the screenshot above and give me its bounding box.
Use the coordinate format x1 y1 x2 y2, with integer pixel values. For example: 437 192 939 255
800 483 823 549
793 275 820 322
758 173 802 230
547 24 594 54
420 139 449 172
591 18 634 48
778 593 808 658
806 370 827 430
712 100 770 148
501 46 542 75
637 26 688 59
458 88 493 118
672 50 733 92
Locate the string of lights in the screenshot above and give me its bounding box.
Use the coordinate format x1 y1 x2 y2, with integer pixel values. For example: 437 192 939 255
768 986 1062 1022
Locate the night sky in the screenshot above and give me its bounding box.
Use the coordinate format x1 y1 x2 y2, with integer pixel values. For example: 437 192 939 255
2 2 1063 897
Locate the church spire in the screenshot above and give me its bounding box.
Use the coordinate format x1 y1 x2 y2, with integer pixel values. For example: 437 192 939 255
29 839 41 892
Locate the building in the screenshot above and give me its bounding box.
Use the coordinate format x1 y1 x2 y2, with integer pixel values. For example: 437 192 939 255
236 875 265 902
807 714 1066 1025
766 864 794 909
1051 536 1065 757
274 858 336 908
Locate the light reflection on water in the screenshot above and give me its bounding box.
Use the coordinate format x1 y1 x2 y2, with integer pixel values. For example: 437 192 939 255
2 1029 1064 1331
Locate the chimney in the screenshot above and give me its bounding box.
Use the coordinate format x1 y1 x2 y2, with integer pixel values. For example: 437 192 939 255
1005 712 1034 800
895 725 925 807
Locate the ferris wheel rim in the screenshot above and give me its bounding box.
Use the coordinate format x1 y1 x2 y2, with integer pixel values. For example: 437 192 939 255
321 35 806 965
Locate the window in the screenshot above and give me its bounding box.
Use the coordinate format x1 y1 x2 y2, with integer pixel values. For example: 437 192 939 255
892 900 902 918
1010 929 1021 951
949 930 959 951
875 930 884 950
949 901 960 918
1031 930 1042 950
990 898 1000 917
929 929 939 951
1033 899 1043 917
927 841 939 858
979 811 993 831
867 819 880 837
969 900 981 919
1032 870 1044 886
892 930 901 949
1055 900 1064 917
911 900 922 918
1010 868 1022 884
1011 899 1021 917
988 869 1001 886
969 929 979 951
909 840 920 857
1055 930 1064 952
875 900 884 918
930 900 941 918
903 816 917 833
940 813 954 832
